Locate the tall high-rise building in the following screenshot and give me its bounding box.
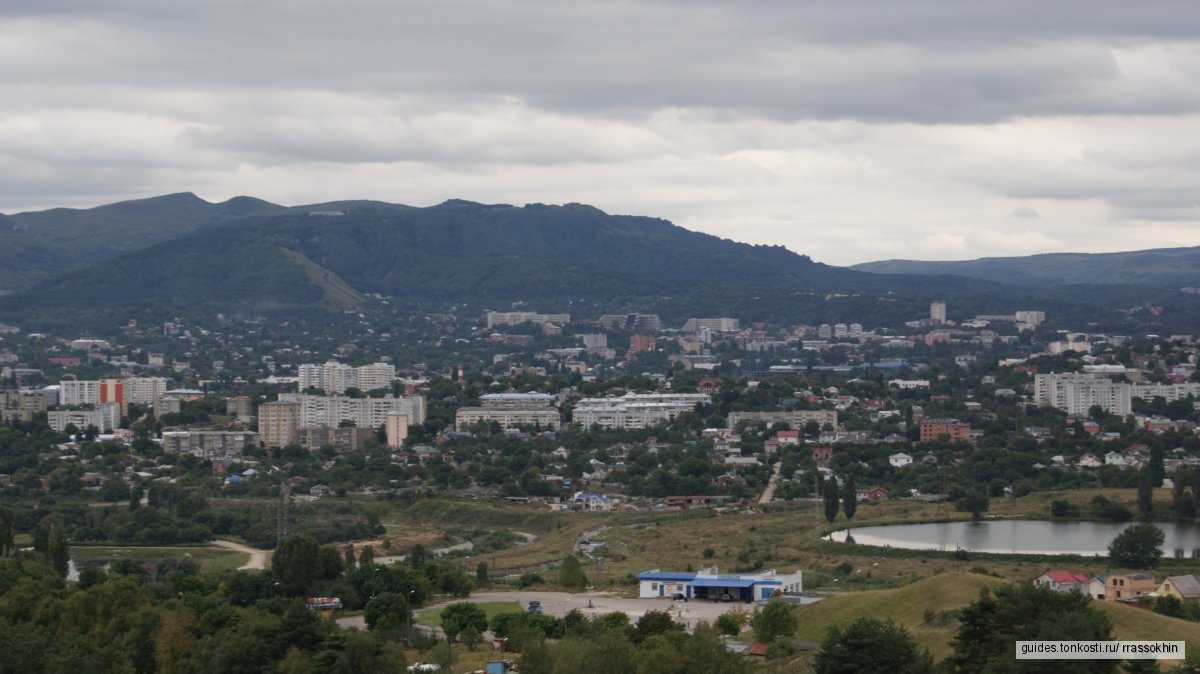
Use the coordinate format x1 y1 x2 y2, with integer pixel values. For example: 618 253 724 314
259 401 301 448
354 362 396 391
930 301 947 324
298 361 357 394
59 380 100 406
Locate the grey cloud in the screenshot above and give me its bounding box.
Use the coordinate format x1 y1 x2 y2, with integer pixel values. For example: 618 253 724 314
1009 207 1040 219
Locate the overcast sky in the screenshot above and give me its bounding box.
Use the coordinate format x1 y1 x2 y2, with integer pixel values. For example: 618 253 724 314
3 1 1200 265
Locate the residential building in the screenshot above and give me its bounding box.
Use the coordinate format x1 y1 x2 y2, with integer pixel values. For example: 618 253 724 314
162 431 259 458
1158 575 1200 602
1131 383 1200 403
0 390 47 424
1105 573 1156 601
855 486 889 501
354 362 396 391
485 311 570 328
1033 570 1090 594
726 409 838 431
919 418 972 443
298 426 369 453
48 404 120 433
384 412 409 448
930 301 946 324
682 317 740 332
259 401 301 448
889 452 913 468
59 380 100 406
1035 373 1132 416
225 396 253 419
1014 310 1046 327
572 491 612 512
627 334 656 355
455 393 562 430
298 361 357 394
574 392 710 430
596 314 663 331
277 393 427 430
124 377 169 406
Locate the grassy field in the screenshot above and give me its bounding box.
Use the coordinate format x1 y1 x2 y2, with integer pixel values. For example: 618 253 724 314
792 573 1006 660
416 601 523 627
71 545 250 572
791 573 1200 665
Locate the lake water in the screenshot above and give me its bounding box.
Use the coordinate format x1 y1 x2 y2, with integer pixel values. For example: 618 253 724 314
826 519 1200 557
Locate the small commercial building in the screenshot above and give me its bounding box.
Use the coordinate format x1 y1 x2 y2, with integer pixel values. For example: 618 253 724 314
638 567 802 603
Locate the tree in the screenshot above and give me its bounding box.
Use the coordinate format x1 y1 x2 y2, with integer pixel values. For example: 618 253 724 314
823 476 839 524
0 507 13 557
441 602 488 638
1137 468 1154 516
558 555 588 591
364 592 411 632
842 475 857 521
129 482 141 511
816 618 932 674
752 600 797 643
715 611 746 637
947 583 1113 674
632 609 682 643
47 522 69 577
475 561 489 585
1108 523 1164 569
271 533 322 595
1150 445 1165 488
959 491 989 521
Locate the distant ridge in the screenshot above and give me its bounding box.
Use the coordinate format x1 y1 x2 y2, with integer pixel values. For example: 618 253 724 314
851 246 1200 287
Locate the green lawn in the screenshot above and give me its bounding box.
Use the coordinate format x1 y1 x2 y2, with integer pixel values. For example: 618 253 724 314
417 601 523 627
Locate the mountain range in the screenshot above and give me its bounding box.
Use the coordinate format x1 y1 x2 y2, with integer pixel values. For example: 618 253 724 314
0 193 1197 330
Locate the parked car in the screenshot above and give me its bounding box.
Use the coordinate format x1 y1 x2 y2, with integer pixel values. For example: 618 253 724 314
527 600 542 614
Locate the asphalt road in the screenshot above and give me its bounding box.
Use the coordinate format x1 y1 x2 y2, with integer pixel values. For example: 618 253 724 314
336 590 739 631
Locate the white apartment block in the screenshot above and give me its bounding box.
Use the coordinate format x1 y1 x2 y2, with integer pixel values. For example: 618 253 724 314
889 379 930 389
726 409 839 431
455 392 562 430
682 317 740 332
1131 383 1200 403
124 377 169 406
485 311 571 328
573 392 710 430
277 393 427 430
1015 310 1046 327
1035 373 1132 416
930 301 946 324
59 380 100 406
354 362 396 391
48 403 120 433
298 361 357 394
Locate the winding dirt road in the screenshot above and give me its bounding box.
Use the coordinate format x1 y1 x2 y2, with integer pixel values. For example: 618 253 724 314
213 540 271 571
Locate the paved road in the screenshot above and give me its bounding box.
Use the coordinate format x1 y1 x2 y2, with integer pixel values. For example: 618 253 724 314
759 462 782 504
212 540 271 570
337 590 742 632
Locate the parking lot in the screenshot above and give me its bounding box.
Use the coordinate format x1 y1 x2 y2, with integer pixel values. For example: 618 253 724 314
440 590 739 630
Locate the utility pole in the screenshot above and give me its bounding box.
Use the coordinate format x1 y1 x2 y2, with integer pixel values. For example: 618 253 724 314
277 481 290 545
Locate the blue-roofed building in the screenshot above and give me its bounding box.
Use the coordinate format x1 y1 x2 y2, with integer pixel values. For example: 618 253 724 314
637 567 802 603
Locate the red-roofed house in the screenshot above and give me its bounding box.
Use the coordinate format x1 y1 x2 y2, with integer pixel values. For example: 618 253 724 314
1033 570 1091 594
775 430 800 445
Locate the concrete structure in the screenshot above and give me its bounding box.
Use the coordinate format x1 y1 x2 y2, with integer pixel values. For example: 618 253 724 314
48 403 120 432
1015 310 1046 327
278 393 426 430
384 412 409 448
485 311 570 328
889 379 930 389
1131 383 1200 403
1035 373 1132 416
596 314 662 331
355 362 396 391
298 361 357 394
258 401 301 448
124 377 169 407
456 392 562 430
573 392 710 430
162 431 259 458
225 396 253 419
638 567 802 602
0 390 47 424
888 452 913 468
298 426 369 453
682 317 740 332
727 409 838 431
930 300 946 324
59 380 100 406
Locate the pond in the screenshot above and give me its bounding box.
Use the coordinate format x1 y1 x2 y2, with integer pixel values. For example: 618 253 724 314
826 519 1200 557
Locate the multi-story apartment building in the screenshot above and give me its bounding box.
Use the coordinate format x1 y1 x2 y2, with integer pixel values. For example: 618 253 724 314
596 314 663 331
259 401 301 448
297 426 369 453
47 403 120 433
573 392 710 430
0 391 47 424
298 361 357 394
124 377 169 406
1036 373 1133 416
919 418 972 443
161 431 259 458
277 393 426 431
354 362 396 391
726 409 839 431
930 301 947 324
1131 383 1200 403
485 312 571 328
384 412 408 448
59 380 100 406
455 393 561 430
682 317 740 332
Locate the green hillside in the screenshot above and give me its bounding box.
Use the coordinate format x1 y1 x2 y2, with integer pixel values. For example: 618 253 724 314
794 574 1200 663
852 246 1200 287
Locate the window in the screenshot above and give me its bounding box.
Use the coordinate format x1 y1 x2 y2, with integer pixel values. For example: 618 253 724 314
651 583 658 591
